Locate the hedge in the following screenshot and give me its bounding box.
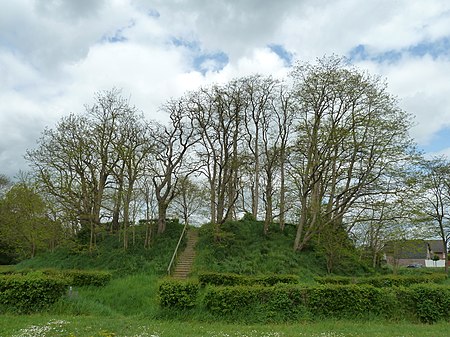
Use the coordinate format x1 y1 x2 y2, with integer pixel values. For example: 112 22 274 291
198 272 299 287
61 270 112 287
201 283 450 323
3 268 112 287
203 284 307 322
159 279 199 309
315 274 447 287
0 273 68 313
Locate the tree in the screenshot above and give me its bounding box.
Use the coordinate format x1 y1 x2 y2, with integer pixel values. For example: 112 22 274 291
420 157 450 273
0 183 60 259
190 81 246 231
26 89 143 250
0 174 11 197
170 177 208 225
149 97 200 234
289 56 414 252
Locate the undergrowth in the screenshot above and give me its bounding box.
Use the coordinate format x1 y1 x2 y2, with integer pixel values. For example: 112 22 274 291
193 219 371 281
15 221 185 277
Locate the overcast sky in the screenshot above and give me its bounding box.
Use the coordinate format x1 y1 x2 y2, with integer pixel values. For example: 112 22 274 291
1 0 450 178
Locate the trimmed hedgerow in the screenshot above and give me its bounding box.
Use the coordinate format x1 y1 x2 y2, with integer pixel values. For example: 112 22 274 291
409 284 450 323
202 284 308 322
304 284 396 319
62 269 112 287
198 272 299 287
201 283 450 323
7 268 112 287
159 279 199 309
0 273 68 313
316 274 447 287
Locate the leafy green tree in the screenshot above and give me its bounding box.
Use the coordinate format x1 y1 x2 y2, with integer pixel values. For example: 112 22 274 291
289 56 415 252
0 183 60 259
419 157 450 273
26 89 145 250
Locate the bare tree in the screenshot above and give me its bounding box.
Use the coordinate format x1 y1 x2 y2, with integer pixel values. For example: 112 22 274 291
149 97 199 234
26 89 142 250
190 81 246 232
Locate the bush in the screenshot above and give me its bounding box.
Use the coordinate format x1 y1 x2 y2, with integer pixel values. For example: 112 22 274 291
0 273 68 313
159 279 450 324
62 269 112 287
409 284 450 323
159 279 199 309
202 284 307 323
304 284 392 319
198 272 299 287
316 274 447 287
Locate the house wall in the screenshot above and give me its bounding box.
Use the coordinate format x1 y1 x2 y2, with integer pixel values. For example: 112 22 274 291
425 259 446 267
386 257 424 266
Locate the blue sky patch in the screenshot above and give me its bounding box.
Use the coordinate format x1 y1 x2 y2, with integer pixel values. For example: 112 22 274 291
170 37 229 74
194 52 229 74
348 44 401 63
268 44 294 66
147 9 160 18
101 20 135 44
349 37 450 64
420 126 450 154
408 37 450 59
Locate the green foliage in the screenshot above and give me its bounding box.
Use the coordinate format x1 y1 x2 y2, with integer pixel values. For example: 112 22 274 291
158 279 199 309
194 221 328 280
203 284 308 323
305 284 390 319
198 272 299 287
197 282 450 324
316 274 448 287
410 285 450 323
0 268 111 287
16 220 184 276
61 270 112 287
241 212 257 222
51 273 160 317
0 183 62 260
0 273 68 313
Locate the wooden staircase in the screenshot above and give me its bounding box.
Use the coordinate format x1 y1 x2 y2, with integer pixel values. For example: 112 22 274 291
172 229 198 279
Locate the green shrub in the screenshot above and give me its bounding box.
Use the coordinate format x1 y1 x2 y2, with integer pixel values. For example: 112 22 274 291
159 279 199 309
63 270 112 287
199 272 246 286
203 284 308 323
257 274 299 286
316 274 447 287
409 284 450 323
0 273 68 313
304 284 390 319
5 268 112 287
198 272 299 287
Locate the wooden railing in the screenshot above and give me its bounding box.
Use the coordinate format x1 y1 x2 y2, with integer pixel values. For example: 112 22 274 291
167 222 188 275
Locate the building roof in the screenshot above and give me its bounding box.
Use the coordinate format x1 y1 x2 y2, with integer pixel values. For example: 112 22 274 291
427 240 446 253
383 239 448 259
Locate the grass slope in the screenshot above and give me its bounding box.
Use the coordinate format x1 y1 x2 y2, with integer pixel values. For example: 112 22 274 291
14 221 185 277
193 219 370 281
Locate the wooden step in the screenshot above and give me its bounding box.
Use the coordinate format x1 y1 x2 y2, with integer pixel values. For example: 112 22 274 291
171 229 199 279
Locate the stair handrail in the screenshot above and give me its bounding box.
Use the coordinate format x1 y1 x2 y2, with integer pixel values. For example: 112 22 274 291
167 222 188 275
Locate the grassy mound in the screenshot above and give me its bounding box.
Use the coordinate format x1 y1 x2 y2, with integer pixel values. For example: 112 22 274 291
193 219 371 281
15 220 185 277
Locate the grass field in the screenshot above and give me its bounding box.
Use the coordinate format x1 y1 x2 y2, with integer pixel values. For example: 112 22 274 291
2 315 450 337
2 221 450 336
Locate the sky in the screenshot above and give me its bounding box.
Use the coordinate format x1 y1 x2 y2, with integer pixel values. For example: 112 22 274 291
1 0 450 178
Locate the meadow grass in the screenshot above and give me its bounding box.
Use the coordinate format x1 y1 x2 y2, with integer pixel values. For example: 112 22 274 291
2 315 450 337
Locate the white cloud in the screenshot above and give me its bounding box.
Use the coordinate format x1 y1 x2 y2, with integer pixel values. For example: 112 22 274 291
1 0 450 177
